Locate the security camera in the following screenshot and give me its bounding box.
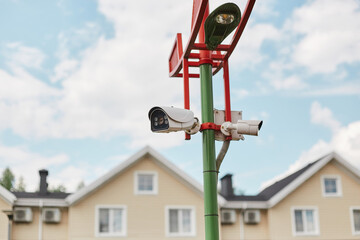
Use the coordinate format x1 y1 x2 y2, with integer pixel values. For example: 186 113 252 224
221 120 263 136
148 106 200 134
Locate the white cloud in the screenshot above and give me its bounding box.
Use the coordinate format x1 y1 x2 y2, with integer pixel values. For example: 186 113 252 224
0 144 69 191
261 103 360 190
0 0 358 153
232 89 249 99
0 143 119 192
251 0 279 19
51 59 78 83
259 0 360 97
310 101 341 133
304 82 360 96
270 75 307 90
231 23 281 68
288 0 360 73
0 0 197 150
263 60 308 92
0 68 61 101
48 165 88 192
295 120 360 169
5 43 45 69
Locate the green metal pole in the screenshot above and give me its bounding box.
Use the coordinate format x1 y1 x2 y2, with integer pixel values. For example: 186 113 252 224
200 63 219 240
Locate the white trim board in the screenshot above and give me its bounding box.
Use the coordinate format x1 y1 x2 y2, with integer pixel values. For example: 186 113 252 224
0 185 16 205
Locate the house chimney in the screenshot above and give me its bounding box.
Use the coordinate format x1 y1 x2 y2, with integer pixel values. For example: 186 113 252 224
220 174 234 197
39 169 48 195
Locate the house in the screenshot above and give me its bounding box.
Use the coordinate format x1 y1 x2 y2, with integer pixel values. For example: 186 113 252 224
219 152 360 239
0 147 359 239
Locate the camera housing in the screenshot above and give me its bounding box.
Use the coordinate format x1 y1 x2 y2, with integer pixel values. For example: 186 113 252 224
221 120 263 136
148 106 200 134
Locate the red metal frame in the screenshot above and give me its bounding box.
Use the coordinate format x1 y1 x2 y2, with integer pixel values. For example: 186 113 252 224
200 122 221 131
168 0 256 139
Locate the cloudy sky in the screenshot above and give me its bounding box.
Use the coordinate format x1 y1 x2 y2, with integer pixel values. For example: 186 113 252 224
0 0 359 194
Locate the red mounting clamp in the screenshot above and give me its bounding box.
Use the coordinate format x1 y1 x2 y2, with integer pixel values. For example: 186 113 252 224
200 122 221 131
199 59 213 66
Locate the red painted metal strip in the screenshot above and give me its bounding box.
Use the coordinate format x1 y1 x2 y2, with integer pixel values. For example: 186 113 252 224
188 53 201 59
193 43 230 51
176 73 200 78
183 58 191 140
183 59 190 110
212 62 223 76
169 0 209 77
185 0 209 57
168 33 183 76
223 60 232 122
188 61 200 67
199 3 210 60
191 0 202 29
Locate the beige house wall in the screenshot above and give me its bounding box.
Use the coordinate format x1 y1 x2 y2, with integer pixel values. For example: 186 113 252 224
268 160 360 240
12 207 69 240
68 155 205 240
12 208 40 240
220 209 241 240
221 209 269 240
42 208 69 240
0 197 11 240
243 209 269 239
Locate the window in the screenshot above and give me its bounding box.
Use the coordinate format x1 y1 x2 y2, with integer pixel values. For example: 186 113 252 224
351 207 360 235
291 207 319 236
135 171 158 195
321 175 342 197
166 206 196 237
95 205 126 237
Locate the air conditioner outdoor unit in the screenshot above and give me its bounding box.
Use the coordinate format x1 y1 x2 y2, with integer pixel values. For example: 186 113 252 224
14 207 33 222
221 209 236 224
43 208 61 223
244 210 260 224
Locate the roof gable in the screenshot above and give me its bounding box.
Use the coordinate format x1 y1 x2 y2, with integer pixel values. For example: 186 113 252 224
66 146 203 205
223 152 360 208
258 159 320 201
267 152 360 207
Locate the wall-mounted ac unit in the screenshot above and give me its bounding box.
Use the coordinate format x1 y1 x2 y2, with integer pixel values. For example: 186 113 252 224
43 208 61 223
14 207 33 223
221 209 236 224
244 210 260 224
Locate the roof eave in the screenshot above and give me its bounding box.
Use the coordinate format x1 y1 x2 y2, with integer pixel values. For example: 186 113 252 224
15 198 68 207
222 200 269 209
0 186 17 205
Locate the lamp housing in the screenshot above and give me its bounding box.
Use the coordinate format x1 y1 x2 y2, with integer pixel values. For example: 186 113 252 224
205 3 241 50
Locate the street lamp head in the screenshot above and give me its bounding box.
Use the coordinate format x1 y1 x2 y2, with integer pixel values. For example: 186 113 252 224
205 3 241 50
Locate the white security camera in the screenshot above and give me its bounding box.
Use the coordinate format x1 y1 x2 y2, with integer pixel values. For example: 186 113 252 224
148 106 200 134
221 120 263 136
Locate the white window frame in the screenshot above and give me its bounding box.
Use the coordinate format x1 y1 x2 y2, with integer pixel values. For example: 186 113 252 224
321 175 342 197
291 206 320 236
165 206 196 237
350 207 360 235
134 171 158 195
95 205 127 237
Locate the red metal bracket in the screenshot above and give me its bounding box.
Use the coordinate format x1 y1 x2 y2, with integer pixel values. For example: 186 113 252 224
167 0 257 141
200 122 221 131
